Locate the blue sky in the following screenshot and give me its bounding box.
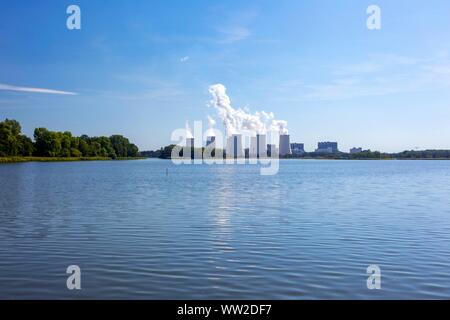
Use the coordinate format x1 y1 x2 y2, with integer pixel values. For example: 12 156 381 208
1 0 450 152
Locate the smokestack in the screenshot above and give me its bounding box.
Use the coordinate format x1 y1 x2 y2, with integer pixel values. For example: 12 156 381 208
279 134 292 156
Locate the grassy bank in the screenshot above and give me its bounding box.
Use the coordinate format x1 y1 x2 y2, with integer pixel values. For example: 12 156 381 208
0 156 145 164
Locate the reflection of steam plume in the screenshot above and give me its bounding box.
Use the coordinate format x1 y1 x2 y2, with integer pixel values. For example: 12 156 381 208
208 84 288 136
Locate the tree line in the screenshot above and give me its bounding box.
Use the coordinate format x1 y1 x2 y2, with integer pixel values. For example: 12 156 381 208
0 119 139 158
142 144 450 160
284 150 450 159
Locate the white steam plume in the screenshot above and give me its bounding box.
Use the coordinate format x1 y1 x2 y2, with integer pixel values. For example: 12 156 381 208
208 84 288 136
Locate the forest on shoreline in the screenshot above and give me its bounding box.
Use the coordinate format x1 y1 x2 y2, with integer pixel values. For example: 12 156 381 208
0 119 140 161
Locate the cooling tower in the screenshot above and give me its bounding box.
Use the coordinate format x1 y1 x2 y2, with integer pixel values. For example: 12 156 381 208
267 144 278 157
186 138 194 149
249 136 257 158
226 134 244 159
257 134 267 158
279 134 292 156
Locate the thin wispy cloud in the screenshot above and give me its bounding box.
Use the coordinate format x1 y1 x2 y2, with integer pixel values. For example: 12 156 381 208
100 75 187 103
333 63 381 76
144 7 256 46
180 56 190 63
217 26 251 44
274 53 450 102
302 75 422 101
0 83 77 95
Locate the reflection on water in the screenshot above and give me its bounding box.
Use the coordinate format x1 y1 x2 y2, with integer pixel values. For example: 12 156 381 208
1 159 450 299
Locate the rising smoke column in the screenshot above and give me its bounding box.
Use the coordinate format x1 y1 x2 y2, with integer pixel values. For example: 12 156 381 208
208 84 288 136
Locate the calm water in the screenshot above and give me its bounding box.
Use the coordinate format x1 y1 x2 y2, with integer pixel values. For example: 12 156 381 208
0 159 450 299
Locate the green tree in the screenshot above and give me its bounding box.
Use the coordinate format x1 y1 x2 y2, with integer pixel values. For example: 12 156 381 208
59 131 73 157
0 119 34 156
127 143 139 157
110 135 137 157
159 144 176 159
0 119 21 156
18 135 34 156
34 128 62 157
78 137 90 156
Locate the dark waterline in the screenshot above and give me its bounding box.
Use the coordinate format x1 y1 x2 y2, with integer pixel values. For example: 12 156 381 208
1 159 450 299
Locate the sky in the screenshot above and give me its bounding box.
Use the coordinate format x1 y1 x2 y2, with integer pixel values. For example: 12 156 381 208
1 0 450 152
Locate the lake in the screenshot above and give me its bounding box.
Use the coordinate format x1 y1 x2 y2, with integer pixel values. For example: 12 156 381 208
0 159 450 299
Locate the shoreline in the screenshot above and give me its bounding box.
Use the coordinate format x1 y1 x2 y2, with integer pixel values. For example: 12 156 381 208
0 157 146 164
2 157 449 164
153 157 450 161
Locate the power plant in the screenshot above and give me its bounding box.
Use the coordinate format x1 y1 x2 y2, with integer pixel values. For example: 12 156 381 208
208 133 295 158
291 143 305 155
181 127 345 159
279 134 292 156
182 119 348 158
206 83 293 159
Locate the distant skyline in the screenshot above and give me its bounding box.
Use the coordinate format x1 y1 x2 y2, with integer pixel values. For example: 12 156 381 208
1 1 450 152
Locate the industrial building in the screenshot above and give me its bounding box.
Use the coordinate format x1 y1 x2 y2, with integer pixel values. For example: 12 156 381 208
291 143 305 155
315 141 338 153
350 147 362 154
